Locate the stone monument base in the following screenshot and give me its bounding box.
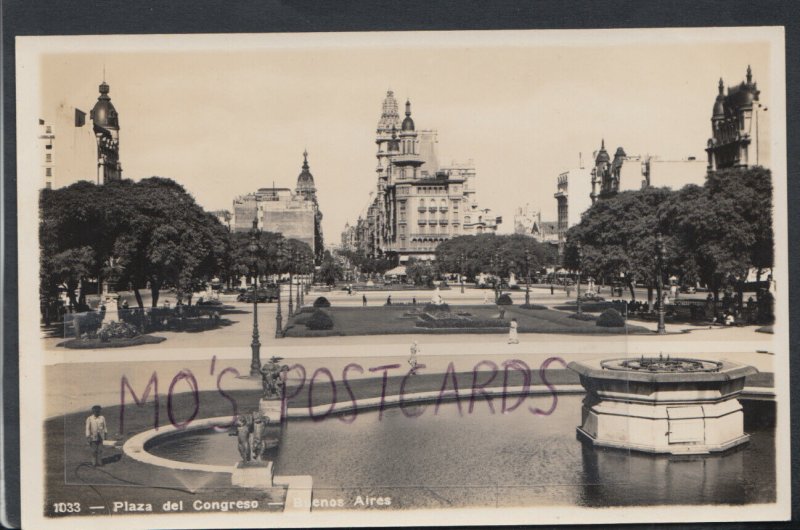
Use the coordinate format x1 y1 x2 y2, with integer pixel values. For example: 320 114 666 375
259 398 283 422
231 461 274 488
569 357 757 455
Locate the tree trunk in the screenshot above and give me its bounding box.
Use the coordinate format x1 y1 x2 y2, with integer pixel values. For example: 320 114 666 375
66 281 78 308
628 280 636 301
647 286 654 312
151 280 161 308
133 287 144 309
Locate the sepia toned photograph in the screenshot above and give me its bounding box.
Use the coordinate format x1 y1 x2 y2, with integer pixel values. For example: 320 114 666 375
16 28 790 528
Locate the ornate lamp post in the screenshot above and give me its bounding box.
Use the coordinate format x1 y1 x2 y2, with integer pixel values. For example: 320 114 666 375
524 248 531 307
295 254 302 310
655 232 666 334
287 248 295 318
248 219 262 377
460 252 466 294
275 241 284 338
576 242 583 316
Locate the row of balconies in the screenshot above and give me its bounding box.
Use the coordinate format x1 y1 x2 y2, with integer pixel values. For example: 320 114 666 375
417 206 450 212
416 219 451 225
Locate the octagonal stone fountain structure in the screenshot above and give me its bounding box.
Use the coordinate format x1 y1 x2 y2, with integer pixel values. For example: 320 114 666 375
568 356 757 455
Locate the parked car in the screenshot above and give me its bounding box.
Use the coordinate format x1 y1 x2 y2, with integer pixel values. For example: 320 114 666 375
237 284 279 303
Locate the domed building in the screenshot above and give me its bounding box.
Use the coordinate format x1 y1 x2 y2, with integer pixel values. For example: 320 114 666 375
90 80 122 183
231 151 324 262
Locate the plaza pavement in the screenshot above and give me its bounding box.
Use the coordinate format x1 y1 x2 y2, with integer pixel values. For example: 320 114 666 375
42 286 777 418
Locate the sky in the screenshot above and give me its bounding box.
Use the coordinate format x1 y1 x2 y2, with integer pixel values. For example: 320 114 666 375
36 30 773 240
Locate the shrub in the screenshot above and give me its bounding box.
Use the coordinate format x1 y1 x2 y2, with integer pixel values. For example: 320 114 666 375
306 309 334 330
496 293 513 306
424 302 450 313
596 308 626 327
98 321 141 342
313 296 331 308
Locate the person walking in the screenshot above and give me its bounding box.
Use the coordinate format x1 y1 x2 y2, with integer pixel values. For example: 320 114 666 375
408 340 420 375
85 405 107 467
362 294 367 307
508 318 519 344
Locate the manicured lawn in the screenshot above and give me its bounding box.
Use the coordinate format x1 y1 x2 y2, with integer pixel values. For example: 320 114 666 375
283 305 649 337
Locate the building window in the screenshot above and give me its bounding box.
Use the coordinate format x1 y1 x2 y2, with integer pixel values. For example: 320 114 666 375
46 144 52 150
45 153 52 163
45 167 52 177
45 182 51 190
45 126 52 134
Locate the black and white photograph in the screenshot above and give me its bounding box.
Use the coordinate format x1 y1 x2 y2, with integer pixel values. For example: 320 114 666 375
15 27 790 528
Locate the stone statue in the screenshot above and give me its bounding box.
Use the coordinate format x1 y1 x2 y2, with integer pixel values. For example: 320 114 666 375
431 287 444 306
250 411 270 461
234 413 252 462
260 356 289 400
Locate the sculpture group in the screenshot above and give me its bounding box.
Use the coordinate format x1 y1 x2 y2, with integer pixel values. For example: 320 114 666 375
231 356 290 463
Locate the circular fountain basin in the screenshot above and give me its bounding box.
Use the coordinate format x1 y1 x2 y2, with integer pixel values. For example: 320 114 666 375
568 357 758 454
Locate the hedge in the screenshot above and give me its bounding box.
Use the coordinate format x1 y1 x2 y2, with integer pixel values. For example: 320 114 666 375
306 309 334 330
496 293 513 306
313 296 331 308
416 318 509 329
596 308 626 327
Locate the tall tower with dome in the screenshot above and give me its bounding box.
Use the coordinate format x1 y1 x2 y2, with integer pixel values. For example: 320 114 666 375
295 150 324 262
89 80 122 183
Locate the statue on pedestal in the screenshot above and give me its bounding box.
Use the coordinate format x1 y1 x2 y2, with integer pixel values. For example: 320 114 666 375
234 413 252 462
260 356 290 400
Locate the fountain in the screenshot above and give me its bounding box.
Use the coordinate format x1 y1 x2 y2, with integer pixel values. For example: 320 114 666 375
568 356 757 455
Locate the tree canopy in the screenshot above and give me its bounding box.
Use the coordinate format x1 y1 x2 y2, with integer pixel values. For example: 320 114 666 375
564 166 774 297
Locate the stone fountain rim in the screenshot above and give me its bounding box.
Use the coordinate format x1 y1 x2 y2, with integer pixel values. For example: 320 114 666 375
567 358 757 383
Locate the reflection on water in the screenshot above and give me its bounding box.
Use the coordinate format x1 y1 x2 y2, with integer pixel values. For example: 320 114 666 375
148 396 775 508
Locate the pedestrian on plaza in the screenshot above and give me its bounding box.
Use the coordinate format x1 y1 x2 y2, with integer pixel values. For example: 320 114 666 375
362 294 367 307
508 318 519 344
412 296 417 306
408 340 420 375
483 291 490 304
550 284 554 295
386 295 392 306
85 405 107 467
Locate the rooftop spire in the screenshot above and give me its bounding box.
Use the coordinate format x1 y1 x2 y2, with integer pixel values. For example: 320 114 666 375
746 65 752 84
405 99 411 117
302 149 309 170
718 77 724 95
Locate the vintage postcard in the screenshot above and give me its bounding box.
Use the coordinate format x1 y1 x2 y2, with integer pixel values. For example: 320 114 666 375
16 28 790 528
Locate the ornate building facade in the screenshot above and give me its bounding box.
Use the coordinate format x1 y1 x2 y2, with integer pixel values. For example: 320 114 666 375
354 90 500 262
706 66 768 173
232 152 324 261
90 81 122 183
38 79 122 189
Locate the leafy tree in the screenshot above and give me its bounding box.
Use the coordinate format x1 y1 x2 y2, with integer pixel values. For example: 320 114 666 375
406 258 436 286
40 178 230 309
435 234 558 281
318 250 342 286
564 187 673 300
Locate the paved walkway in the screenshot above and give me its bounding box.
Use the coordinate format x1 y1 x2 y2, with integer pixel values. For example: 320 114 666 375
42 287 777 418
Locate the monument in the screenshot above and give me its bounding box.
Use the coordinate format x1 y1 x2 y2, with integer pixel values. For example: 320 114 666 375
230 356 289 488
568 356 757 455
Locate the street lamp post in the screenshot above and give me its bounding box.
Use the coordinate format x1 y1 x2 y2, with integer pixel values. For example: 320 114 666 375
576 242 583 316
295 256 302 310
275 241 283 338
287 248 294 318
248 219 261 377
460 252 465 294
524 249 531 307
655 232 666 334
